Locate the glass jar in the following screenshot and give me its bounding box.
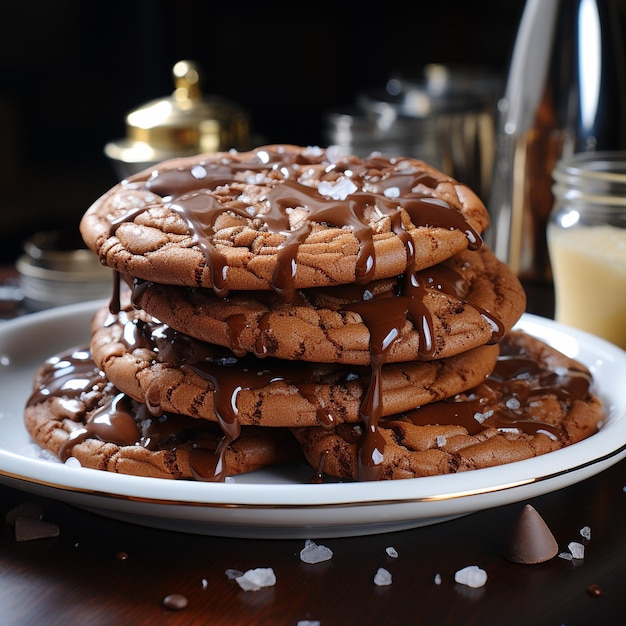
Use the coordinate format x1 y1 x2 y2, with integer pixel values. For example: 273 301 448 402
548 151 626 348
488 0 626 285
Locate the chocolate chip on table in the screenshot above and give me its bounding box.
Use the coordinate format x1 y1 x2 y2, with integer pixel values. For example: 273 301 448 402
502 504 558 564
162 594 188 610
14 516 60 542
4 501 44 526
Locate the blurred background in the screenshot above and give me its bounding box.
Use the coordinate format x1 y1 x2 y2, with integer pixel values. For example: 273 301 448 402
0 0 532 265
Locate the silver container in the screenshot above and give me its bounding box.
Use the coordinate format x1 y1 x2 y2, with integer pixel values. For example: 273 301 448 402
17 230 112 311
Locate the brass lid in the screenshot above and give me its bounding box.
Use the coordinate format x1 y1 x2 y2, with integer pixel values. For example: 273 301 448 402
105 60 250 168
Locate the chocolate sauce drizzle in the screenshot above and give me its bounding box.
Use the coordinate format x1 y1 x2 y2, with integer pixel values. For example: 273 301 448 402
400 349 594 439
97 147 508 480
109 147 481 302
29 325 595 482
52 145 562 482
27 347 255 481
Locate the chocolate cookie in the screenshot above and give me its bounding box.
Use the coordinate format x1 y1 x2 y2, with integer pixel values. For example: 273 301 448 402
80 145 490 300
89 303 500 429
24 347 302 481
130 246 525 364
291 330 605 481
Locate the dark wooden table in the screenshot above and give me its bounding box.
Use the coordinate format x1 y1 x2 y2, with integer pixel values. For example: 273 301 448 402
1 276 625 625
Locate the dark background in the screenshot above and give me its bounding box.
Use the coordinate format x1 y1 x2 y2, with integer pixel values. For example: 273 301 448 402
0 0 537 263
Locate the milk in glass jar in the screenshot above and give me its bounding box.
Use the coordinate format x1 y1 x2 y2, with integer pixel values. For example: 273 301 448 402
548 151 626 348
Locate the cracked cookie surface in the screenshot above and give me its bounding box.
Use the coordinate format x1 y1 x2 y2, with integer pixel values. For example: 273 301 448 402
80 145 490 298
291 330 604 480
89 303 500 428
24 346 302 480
130 246 525 364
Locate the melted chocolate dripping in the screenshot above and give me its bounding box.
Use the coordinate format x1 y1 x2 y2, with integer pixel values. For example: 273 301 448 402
109 147 481 301
29 346 248 481
94 147 499 481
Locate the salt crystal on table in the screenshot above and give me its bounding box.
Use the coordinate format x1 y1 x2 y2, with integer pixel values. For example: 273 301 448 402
374 567 392 586
297 621 321 626
385 546 398 558
580 526 591 540
300 539 333 564
434 573 442 585
558 552 573 561
454 565 487 588
225 568 244 580
568 541 585 559
235 568 276 591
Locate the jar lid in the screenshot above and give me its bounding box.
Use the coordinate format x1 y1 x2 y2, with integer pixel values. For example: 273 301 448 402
105 60 250 166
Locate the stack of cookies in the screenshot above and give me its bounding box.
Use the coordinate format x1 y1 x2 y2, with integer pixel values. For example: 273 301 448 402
24 145 605 481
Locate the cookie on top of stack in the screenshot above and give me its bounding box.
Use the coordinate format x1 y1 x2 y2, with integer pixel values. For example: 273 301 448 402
24 145 604 481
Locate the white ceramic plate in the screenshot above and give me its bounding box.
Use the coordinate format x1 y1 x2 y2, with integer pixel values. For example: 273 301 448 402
1 301 626 538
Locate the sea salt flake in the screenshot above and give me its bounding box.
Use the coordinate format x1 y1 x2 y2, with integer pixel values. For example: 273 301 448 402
300 539 333 564
474 410 494 423
397 160 413 172
434 573 442 585
324 145 346 163
383 186 400 198
303 145 324 157
235 567 276 591
454 565 487 588
374 567 392 586
580 526 591 540
245 172 266 185
505 397 521 410
318 178 357 200
436 435 447 447
558 551 573 561
225 568 244 580
190 165 207 179
386 546 399 558
568 541 585 559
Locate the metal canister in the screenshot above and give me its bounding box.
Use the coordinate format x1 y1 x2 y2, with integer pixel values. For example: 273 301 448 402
16 229 112 311
104 60 251 178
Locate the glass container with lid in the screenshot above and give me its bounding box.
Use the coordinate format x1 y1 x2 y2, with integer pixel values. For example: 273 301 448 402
547 151 626 348
488 0 626 285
